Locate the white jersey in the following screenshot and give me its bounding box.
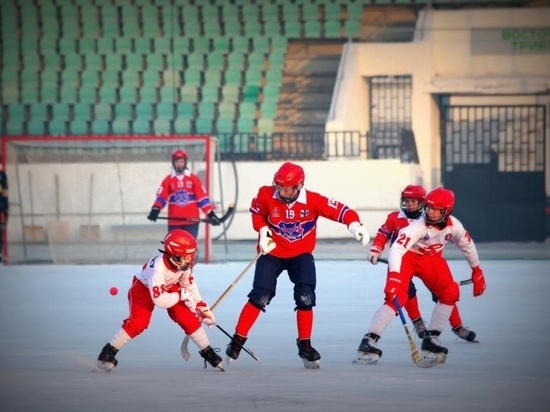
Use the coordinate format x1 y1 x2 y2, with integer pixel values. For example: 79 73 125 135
388 215 480 273
136 254 203 309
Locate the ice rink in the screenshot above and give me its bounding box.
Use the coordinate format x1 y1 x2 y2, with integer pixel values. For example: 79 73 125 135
1 257 549 412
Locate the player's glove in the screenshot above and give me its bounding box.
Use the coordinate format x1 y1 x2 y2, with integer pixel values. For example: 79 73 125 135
196 301 216 327
147 206 160 222
180 289 196 311
368 246 383 265
207 211 221 226
471 266 486 297
348 222 370 247
259 226 276 254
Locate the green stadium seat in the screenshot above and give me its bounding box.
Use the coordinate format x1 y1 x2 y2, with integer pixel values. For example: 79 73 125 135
192 37 211 53
231 36 250 52
271 37 288 52
135 102 154 120
101 70 120 88
121 70 140 88
236 117 254 134
257 118 274 135
98 86 118 103
125 53 144 71
261 3 279 21
284 21 302 38
51 104 71 121
195 117 213 134
119 87 138 103
94 103 113 121
132 119 152 134
5 118 25 135
27 120 47 135
241 4 260 21
218 101 236 118
324 3 342 21
154 37 173 54
302 3 320 21
197 101 216 118
7 104 26 122
263 20 281 37
204 69 222 86
260 101 278 119
114 104 134 121
29 103 48 122
176 102 195 119
180 85 199 102
304 20 321 38
156 102 175 120
159 86 179 103
134 37 152 54
241 85 260 102
69 119 89 135
73 103 92 120
344 20 361 38
238 102 256 119
216 117 234 134
224 69 243 86
112 119 130 134
201 84 220 102
173 118 192 133
324 20 342 38
221 84 240 101
345 3 363 19
48 119 67 135
115 37 133 54
153 119 172 135
91 119 111 134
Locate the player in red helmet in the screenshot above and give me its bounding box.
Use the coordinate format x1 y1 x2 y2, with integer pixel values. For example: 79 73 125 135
355 187 485 366
363 185 476 352
97 229 222 372
225 162 370 369
147 149 221 238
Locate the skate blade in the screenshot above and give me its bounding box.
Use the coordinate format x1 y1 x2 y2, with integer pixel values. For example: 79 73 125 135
225 355 237 365
216 364 226 372
352 352 380 365
415 351 446 368
96 361 115 372
302 359 320 369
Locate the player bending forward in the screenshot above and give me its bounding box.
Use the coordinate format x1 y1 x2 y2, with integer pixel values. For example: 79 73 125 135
366 184 477 344
354 187 485 366
225 162 370 369
97 229 223 372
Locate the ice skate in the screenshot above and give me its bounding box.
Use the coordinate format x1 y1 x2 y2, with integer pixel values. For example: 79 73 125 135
452 325 478 342
412 317 427 339
353 333 382 365
297 339 321 369
225 333 247 364
421 330 448 365
199 346 225 371
97 343 118 372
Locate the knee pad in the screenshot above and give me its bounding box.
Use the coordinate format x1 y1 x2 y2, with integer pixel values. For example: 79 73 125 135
437 282 460 306
247 288 274 310
294 284 316 310
122 318 149 338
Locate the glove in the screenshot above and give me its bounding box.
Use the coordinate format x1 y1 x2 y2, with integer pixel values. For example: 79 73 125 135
207 211 221 226
259 226 276 254
471 266 486 297
348 222 370 247
147 206 160 222
368 246 382 265
180 289 196 311
196 301 216 327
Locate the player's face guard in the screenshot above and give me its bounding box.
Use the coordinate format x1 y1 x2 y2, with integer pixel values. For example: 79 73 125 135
172 157 187 173
275 184 302 204
425 205 447 225
402 198 422 213
169 253 195 270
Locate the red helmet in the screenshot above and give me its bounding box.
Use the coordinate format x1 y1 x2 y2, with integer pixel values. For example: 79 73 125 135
161 229 198 270
273 162 305 204
171 149 188 173
400 184 426 219
424 187 455 225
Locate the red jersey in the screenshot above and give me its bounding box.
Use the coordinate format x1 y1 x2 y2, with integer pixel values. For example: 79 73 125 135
250 186 361 258
370 210 416 254
152 169 213 226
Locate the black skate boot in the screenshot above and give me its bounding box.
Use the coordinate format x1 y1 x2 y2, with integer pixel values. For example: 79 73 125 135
297 339 321 369
353 332 383 365
199 346 224 371
452 325 478 343
412 317 427 339
421 330 448 365
225 333 247 363
97 343 119 372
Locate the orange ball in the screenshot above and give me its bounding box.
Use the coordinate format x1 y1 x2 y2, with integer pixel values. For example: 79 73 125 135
109 287 118 296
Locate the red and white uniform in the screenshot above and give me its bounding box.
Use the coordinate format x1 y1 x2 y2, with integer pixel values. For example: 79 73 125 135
370 210 414 253
250 186 361 258
386 215 479 308
121 254 204 338
152 170 214 227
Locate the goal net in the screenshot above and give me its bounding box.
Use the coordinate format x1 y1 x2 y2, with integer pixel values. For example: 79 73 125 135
2 135 223 265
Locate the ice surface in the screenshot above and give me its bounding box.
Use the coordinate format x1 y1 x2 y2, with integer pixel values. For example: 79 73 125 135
0 259 549 412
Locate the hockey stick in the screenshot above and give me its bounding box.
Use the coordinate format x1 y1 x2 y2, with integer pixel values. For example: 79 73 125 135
156 203 235 224
215 324 261 363
378 258 472 286
180 252 263 361
393 296 441 368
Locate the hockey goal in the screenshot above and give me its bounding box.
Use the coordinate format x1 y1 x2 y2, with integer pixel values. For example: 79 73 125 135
1 135 224 265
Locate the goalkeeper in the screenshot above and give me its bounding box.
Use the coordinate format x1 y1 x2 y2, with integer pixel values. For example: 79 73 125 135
147 149 221 238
